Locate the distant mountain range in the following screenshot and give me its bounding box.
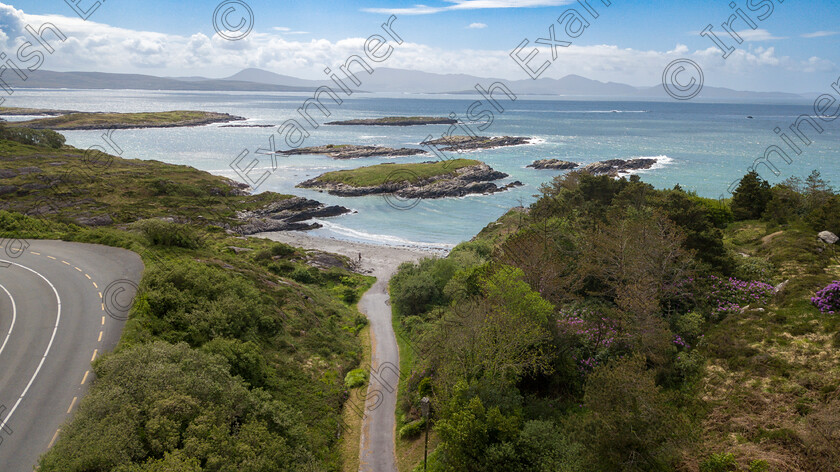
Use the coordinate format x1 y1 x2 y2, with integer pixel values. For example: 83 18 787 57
2 67 806 100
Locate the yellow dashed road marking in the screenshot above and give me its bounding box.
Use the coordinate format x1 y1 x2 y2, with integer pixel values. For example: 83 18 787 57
47 256 56 260
85 274 91 280
48 429 61 448
74 267 82 272
98 292 102 299
91 350 98 362
101 316 105 325
61 260 70 266
81 371 89 385
98 331 103 342
67 397 77 414
92 282 98 289
30 251 40 255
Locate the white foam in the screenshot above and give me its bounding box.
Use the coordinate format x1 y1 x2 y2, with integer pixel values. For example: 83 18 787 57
315 220 455 251
622 155 674 175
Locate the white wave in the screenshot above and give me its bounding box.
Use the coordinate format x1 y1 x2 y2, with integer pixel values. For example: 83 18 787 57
622 155 674 175
359 135 387 139
527 137 547 145
315 220 455 250
506 109 650 114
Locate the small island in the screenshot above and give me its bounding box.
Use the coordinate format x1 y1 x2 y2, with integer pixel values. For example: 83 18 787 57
325 116 457 126
0 106 77 116
278 144 427 159
580 158 658 175
420 135 531 152
297 159 521 198
528 159 579 170
9 110 245 130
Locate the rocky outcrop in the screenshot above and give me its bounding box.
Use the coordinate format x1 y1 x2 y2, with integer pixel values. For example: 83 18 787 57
278 144 427 159
234 196 351 234
579 158 657 175
528 159 579 170
421 135 531 152
298 163 520 199
325 117 457 126
818 231 838 244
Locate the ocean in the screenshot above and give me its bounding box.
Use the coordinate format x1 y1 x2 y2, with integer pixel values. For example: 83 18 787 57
6 89 840 248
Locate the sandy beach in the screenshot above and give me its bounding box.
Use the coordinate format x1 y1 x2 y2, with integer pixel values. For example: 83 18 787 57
253 230 444 472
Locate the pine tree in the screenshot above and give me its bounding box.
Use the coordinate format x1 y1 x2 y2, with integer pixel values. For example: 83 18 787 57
730 170 771 220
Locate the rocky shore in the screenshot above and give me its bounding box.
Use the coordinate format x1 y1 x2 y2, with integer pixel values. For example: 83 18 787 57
421 135 531 152
278 144 427 159
579 158 658 175
326 116 457 126
234 196 351 234
298 163 521 199
528 159 579 170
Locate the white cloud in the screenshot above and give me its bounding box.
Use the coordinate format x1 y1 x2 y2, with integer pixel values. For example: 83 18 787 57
0 2 833 91
272 26 309 35
362 0 574 15
467 22 487 29
802 31 839 38
736 29 787 41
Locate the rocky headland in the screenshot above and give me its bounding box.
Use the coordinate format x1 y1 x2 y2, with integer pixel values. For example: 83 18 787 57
421 135 531 152
527 159 579 170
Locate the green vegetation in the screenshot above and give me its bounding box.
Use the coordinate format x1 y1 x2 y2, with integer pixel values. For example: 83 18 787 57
344 369 368 389
309 159 479 187
390 171 840 471
0 130 374 471
0 134 292 226
9 110 240 130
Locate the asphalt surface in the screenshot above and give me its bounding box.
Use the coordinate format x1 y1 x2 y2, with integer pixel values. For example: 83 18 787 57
0 240 142 472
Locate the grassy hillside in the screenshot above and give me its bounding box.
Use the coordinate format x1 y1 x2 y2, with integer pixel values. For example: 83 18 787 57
0 130 291 227
0 130 374 471
309 159 479 187
389 171 840 471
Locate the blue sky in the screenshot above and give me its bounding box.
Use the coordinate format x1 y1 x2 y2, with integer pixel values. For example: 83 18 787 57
2 0 838 91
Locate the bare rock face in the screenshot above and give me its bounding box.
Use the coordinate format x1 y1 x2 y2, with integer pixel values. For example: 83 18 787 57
298 163 520 199
234 196 351 234
527 159 579 170
818 231 839 244
579 158 657 175
74 214 113 226
420 136 531 152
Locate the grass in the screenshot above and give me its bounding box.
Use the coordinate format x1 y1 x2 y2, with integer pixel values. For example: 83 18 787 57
9 110 235 130
695 219 840 471
0 137 292 227
312 159 480 187
340 325 372 472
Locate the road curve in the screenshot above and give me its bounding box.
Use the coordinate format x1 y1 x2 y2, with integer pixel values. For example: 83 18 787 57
0 240 143 472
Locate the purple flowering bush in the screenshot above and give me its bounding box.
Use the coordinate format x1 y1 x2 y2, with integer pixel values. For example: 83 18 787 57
811 280 840 314
705 275 774 319
556 307 625 373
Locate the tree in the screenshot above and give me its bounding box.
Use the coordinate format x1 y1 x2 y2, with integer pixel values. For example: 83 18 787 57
730 170 771 220
581 355 685 471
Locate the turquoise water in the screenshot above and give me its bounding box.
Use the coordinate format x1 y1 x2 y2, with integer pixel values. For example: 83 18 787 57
6 89 840 247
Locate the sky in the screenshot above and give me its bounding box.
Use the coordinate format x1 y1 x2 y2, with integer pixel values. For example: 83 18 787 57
0 0 838 92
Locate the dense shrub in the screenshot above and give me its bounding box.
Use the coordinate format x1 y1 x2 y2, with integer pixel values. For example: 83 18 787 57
811 281 840 314
344 368 368 389
135 219 201 249
0 125 65 148
398 418 426 439
699 452 737 472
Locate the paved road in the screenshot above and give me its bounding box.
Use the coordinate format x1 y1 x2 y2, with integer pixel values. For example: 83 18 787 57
257 231 439 472
0 240 143 472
